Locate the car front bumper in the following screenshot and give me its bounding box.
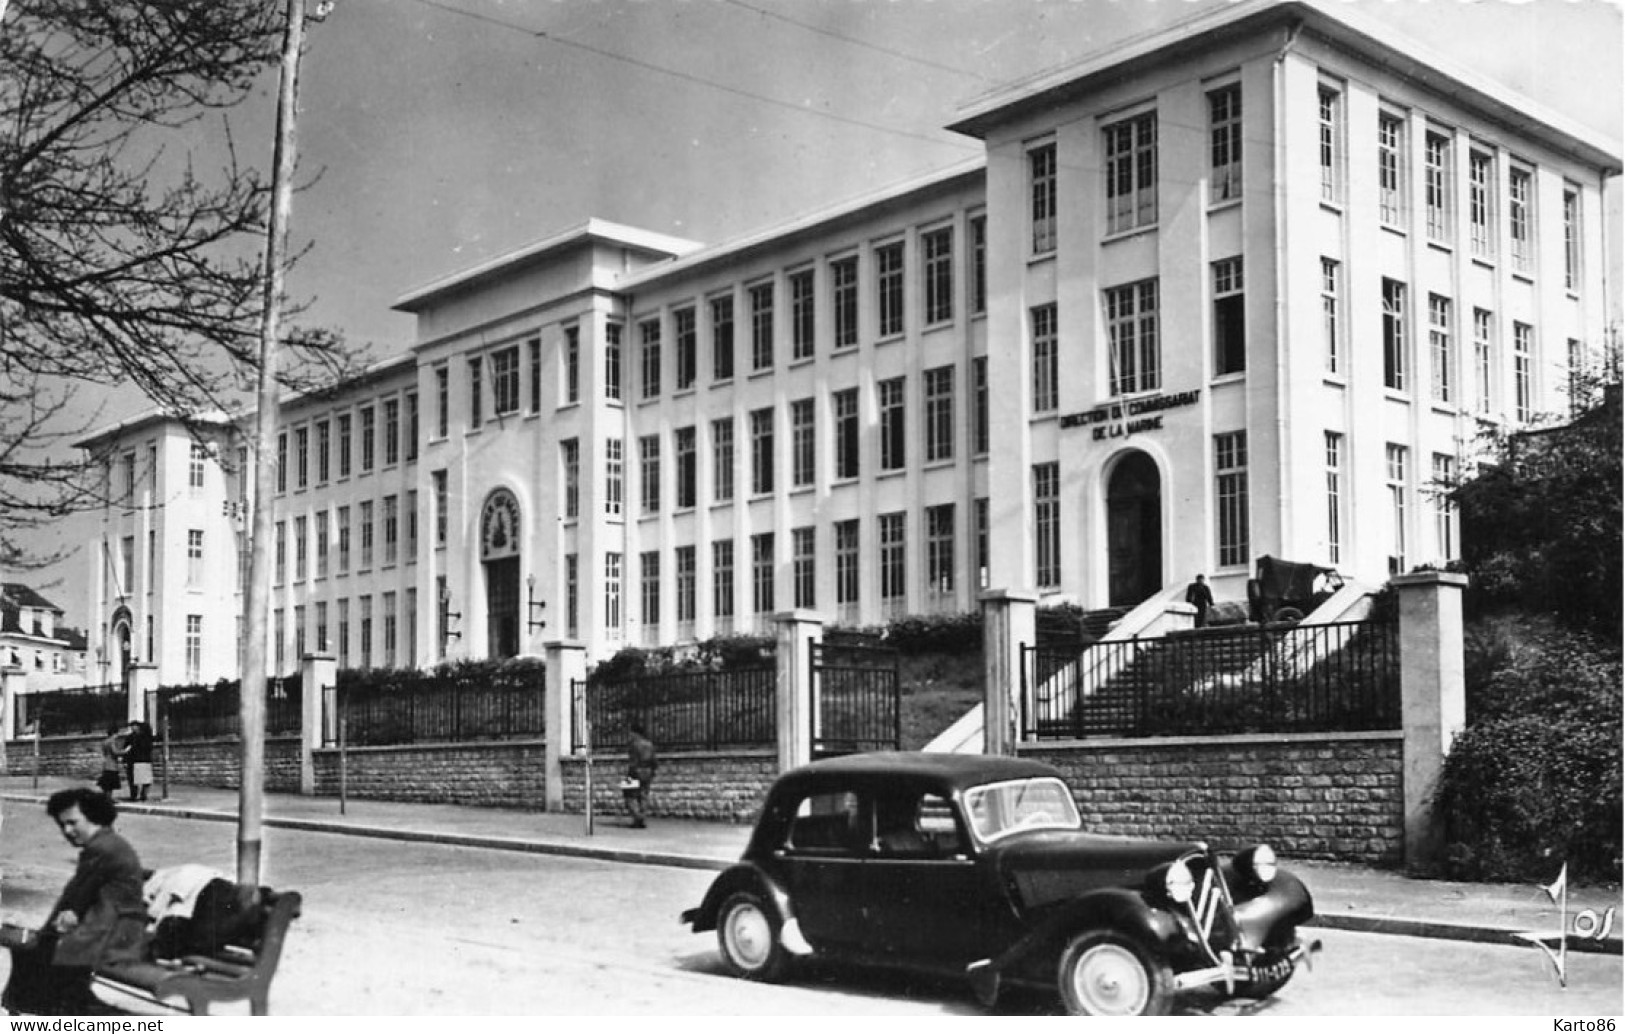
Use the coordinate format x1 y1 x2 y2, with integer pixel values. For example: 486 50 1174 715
1172 936 1322 993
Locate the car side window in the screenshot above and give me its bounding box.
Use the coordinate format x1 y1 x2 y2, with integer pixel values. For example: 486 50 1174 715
875 794 969 858
785 791 868 855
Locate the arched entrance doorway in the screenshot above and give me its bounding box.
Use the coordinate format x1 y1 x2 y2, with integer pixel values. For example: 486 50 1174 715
480 489 522 660
108 606 133 690
1106 451 1163 606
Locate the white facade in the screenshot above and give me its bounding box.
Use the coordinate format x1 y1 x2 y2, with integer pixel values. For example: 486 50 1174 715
78 0 1619 686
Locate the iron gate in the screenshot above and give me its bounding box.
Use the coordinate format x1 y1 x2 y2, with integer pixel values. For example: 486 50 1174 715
809 638 900 757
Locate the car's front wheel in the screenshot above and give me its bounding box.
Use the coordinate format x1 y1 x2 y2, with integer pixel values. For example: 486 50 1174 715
1056 931 1173 1016
716 891 789 982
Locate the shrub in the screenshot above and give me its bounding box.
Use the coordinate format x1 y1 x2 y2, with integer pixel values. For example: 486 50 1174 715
1435 627 1621 882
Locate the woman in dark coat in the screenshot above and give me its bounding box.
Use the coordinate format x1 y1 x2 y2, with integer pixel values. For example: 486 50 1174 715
122 722 154 802
2 788 147 1015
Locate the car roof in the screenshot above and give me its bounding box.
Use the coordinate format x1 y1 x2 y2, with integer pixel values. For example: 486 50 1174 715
773 751 1064 796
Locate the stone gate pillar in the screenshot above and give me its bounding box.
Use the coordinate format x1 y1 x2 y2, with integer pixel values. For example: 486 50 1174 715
775 610 823 772
126 663 158 724
981 589 1038 756
1394 570 1468 872
0 666 25 743
543 641 587 811
299 652 336 795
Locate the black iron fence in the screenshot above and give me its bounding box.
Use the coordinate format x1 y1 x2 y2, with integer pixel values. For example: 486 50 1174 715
15 684 129 738
1022 619 1400 739
148 678 303 742
811 640 901 756
573 667 776 753
325 666 545 747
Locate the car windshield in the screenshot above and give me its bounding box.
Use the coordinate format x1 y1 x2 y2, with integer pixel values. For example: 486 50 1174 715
961 777 1082 843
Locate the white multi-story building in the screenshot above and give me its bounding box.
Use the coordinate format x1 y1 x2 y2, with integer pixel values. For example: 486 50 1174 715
77 0 1619 687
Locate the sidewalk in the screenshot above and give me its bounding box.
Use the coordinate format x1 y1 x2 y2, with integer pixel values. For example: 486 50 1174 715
2 775 1617 955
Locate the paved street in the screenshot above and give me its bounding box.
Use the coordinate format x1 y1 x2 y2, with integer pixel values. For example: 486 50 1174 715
1 808 1618 1015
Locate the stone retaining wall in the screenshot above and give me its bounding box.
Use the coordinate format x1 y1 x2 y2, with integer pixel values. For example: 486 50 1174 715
0 735 302 794
311 740 548 808
1024 731 1404 865
558 750 776 825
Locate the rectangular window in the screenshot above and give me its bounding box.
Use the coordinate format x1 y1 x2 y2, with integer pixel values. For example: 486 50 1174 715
639 435 661 515
712 539 735 623
564 557 578 639
274 522 285 584
791 399 815 488
1031 304 1058 413
1324 432 1344 566
640 551 661 639
712 418 735 502
876 241 904 338
274 435 286 494
1473 308 1495 415
382 495 398 565
337 505 351 573
189 442 208 491
490 347 520 417
563 326 580 403
879 376 906 471
1425 131 1453 241
528 337 542 415
1033 463 1060 589
675 426 697 509
315 421 330 483
1213 257 1245 375
751 532 775 618
359 596 372 669
1378 111 1407 228
975 496 990 589
834 519 859 616
834 388 859 480
605 323 623 401
878 512 906 617
561 439 579 519
792 527 815 609
973 357 989 455
295 604 306 665
1030 142 1057 253
1386 444 1408 574
1208 83 1242 203
336 414 352 478
605 438 624 517
361 405 378 471
382 592 397 668
1429 294 1455 404
315 601 328 656
922 226 953 324
359 500 374 569
1215 432 1250 568
432 472 447 547
970 214 987 315
118 534 134 595
675 307 697 390
406 489 418 560
295 427 309 488
750 407 774 495
1563 186 1581 293
185 615 202 683
790 270 815 361
187 529 204 587
640 319 662 400
1105 279 1160 395
406 392 419 460
675 545 696 638
1382 278 1408 392
1509 166 1533 273
467 355 483 428
405 588 417 663
750 282 774 371
316 509 329 577
1514 321 1533 422
338 598 351 668
434 366 449 438
1321 258 1342 375
1469 150 1495 259
1319 85 1345 204
385 397 404 465
604 553 622 638
712 295 735 381
924 366 955 463
831 255 858 349
1432 452 1458 562
926 503 955 597
1104 111 1157 235
294 516 308 579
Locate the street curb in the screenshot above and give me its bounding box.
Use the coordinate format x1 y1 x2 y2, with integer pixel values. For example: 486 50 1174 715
7 792 1618 956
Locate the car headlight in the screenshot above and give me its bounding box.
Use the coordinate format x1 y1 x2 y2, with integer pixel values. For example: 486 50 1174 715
1163 859 1195 904
1239 844 1277 885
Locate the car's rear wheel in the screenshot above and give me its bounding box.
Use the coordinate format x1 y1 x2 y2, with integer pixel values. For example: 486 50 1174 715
1056 931 1173 1016
716 891 789 982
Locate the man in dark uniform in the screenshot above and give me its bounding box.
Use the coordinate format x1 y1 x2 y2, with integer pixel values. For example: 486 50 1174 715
1185 573 1214 628
625 723 657 829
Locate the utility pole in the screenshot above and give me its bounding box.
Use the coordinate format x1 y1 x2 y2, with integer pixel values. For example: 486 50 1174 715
239 0 312 886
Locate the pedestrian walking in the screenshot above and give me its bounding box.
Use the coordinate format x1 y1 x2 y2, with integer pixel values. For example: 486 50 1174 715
94 727 123 797
123 721 154 802
1185 573 1214 628
624 723 657 829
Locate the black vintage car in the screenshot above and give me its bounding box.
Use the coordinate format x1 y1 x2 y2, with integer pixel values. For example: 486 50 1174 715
682 752 1318 1015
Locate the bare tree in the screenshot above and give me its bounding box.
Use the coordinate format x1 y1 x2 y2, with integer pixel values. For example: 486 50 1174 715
0 0 354 561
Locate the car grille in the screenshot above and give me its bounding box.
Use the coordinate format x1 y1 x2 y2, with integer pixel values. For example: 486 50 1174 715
1183 853 1241 951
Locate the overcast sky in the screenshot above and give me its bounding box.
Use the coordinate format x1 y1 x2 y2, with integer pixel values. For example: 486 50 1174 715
18 0 1625 604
